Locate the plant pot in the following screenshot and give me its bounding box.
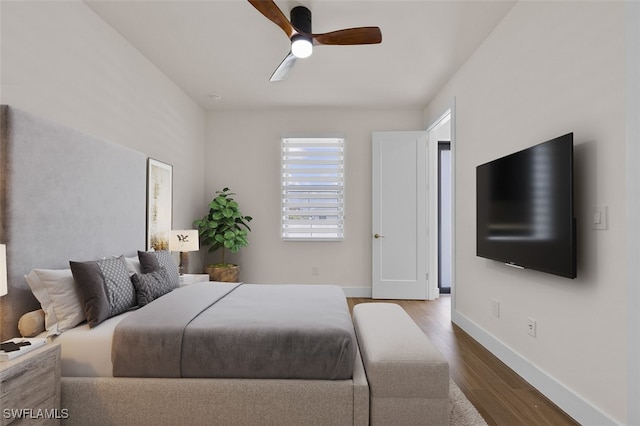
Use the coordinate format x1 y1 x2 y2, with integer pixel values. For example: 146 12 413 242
206 264 240 283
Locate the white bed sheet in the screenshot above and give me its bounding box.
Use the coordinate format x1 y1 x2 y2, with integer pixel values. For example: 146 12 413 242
44 311 133 377
41 283 217 377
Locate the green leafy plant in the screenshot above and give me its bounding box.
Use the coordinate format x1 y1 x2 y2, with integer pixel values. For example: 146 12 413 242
193 188 253 266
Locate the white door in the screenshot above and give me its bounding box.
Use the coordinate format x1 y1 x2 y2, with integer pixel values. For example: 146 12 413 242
372 131 428 299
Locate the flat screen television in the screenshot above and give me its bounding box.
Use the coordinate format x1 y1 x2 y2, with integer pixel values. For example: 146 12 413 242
476 133 576 278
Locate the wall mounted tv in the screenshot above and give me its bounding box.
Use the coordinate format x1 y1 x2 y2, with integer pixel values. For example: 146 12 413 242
476 133 576 279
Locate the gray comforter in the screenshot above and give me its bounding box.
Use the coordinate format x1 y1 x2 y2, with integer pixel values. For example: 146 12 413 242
111 283 357 380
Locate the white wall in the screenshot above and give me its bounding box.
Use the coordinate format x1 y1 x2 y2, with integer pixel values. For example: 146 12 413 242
204 108 422 291
625 2 640 424
0 1 206 270
424 2 627 424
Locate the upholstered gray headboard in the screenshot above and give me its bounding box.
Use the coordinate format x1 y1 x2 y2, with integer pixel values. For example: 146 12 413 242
0 105 147 339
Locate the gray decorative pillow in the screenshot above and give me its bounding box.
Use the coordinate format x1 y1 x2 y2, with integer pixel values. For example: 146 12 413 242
130 267 173 307
99 256 137 315
70 255 137 327
138 250 179 289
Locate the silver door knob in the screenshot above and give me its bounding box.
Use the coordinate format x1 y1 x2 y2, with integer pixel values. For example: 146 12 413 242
374 233 385 239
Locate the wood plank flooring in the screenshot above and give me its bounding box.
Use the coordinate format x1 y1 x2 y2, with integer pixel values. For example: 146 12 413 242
347 296 579 426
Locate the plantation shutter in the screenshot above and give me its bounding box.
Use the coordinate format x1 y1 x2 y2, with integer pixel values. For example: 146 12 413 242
282 137 344 241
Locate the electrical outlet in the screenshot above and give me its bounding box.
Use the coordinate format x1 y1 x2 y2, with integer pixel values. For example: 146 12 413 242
527 318 537 337
311 265 319 276
491 299 500 318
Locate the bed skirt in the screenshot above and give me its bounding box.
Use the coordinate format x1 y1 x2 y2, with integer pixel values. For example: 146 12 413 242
61 347 369 426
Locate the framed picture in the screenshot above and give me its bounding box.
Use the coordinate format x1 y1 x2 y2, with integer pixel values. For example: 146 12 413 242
147 158 173 250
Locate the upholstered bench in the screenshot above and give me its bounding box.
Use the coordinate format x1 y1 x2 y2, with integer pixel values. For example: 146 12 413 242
352 303 450 425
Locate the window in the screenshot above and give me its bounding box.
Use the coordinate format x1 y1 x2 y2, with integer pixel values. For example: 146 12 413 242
281 137 344 241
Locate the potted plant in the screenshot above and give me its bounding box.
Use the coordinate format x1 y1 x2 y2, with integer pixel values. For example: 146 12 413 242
193 187 253 282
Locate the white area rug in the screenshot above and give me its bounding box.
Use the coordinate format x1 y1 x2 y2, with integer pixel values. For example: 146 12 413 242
450 379 488 425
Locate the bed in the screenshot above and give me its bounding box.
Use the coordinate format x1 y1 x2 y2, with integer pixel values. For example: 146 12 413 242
48 282 369 425
49 282 357 380
0 106 369 425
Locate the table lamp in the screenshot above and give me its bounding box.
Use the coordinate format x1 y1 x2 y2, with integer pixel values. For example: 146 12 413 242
0 244 7 297
169 230 199 275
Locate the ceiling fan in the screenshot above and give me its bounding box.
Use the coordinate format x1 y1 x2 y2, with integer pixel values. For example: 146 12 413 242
248 0 382 82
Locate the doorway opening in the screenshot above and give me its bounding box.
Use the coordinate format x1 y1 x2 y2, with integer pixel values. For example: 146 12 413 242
438 141 451 294
427 109 453 297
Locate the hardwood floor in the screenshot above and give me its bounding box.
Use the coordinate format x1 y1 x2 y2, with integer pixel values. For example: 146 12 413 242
347 296 579 426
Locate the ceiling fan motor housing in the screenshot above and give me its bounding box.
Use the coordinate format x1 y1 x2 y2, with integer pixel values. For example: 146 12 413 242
291 6 312 34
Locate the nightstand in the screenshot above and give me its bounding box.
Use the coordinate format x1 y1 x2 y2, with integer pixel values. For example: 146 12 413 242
179 273 210 286
0 343 61 425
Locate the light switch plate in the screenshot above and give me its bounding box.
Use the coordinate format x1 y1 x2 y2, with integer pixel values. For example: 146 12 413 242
592 205 608 230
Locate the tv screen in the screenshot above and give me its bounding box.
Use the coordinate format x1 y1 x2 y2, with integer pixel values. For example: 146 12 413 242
476 133 576 278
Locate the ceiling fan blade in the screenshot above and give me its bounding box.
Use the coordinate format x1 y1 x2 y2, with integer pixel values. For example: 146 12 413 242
312 27 382 46
270 53 297 82
248 0 294 38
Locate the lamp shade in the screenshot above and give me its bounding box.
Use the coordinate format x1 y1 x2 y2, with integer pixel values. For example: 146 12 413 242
169 230 199 252
0 244 7 297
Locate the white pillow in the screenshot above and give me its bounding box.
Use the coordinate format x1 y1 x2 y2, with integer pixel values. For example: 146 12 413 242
25 269 85 336
125 256 142 275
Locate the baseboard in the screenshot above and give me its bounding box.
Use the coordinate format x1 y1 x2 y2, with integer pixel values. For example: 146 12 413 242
451 310 617 426
341 287 372 298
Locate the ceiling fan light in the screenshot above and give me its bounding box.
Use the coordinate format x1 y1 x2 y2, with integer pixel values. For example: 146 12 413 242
291 35 313 59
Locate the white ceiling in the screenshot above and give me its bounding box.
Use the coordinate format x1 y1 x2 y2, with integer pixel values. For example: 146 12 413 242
85 0 516 111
